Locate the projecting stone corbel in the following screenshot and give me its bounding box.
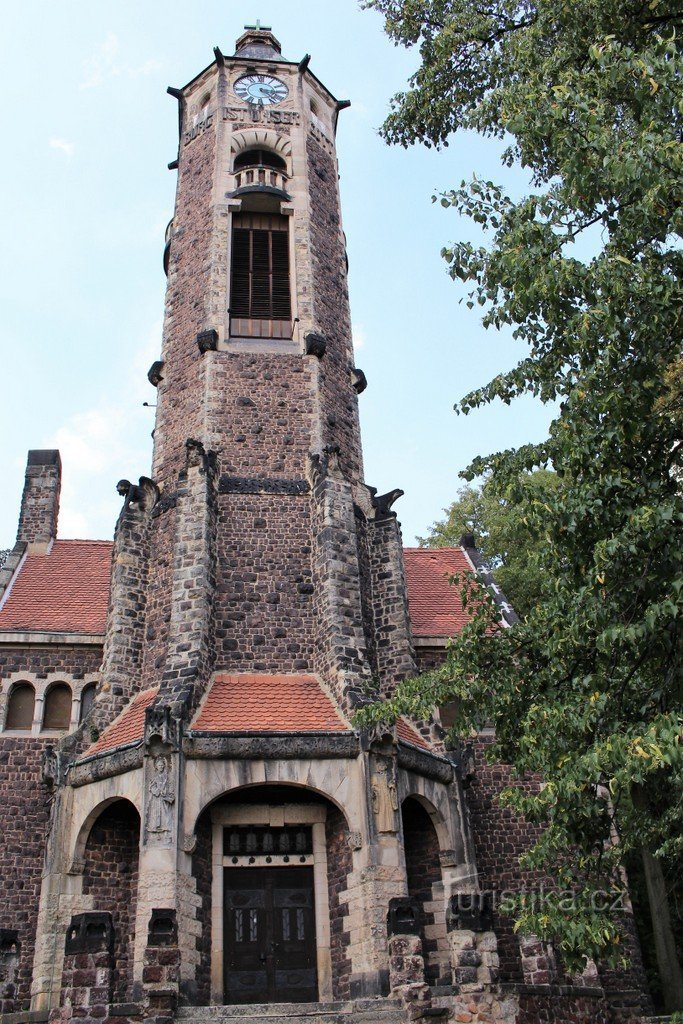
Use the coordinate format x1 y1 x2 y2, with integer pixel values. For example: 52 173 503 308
305 330 327 358
351 367 367 394
147 360 164 387
197 328 218 354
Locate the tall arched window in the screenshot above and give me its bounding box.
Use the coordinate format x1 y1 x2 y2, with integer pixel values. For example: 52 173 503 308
79 682 97 724
6 682 35 730
230 213 291 339
43 682 72 731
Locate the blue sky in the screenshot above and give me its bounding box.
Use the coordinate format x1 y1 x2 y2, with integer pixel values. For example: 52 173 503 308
0 1 552 547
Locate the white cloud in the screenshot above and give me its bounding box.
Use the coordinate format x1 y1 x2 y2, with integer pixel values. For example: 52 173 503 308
352 323 367 351
49 137 74 158
80 33 162 90
47 320 162 539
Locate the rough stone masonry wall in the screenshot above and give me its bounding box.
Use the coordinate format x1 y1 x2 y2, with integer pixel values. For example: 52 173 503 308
153 121 216 492
215 492 316 673
207 354 314 479
306 136 363 485
325 806 352 1001
0 738 51 1013
81 801 140 1003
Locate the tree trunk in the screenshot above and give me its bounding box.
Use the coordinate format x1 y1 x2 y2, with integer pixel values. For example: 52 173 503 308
638 843 683 1012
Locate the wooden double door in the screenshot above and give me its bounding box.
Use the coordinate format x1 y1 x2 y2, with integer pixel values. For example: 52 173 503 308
223 866 317 1004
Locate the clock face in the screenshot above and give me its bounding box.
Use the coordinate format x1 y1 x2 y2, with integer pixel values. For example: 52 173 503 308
234 74 288 106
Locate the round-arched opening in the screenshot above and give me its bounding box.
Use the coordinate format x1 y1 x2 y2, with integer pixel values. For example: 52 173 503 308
6 682 35 730
402 797 448 986
234 148 287 173
190 784 352 1007
82 799 140 1002
79 683 97 724
42 682 72 731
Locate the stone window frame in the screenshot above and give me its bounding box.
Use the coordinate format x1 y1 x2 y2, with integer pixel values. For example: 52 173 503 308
0 672 99 737
210 802 333 1004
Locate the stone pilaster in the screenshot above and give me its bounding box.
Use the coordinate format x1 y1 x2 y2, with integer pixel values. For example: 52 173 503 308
308 448 373 715
157 439 217 718
368 513 416 695
90 478 159 735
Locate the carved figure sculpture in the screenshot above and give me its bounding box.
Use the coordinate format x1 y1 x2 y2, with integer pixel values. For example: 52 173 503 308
146 755 175 839
371 759 399 833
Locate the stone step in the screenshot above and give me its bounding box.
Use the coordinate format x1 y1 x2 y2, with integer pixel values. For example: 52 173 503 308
177 998 407 1024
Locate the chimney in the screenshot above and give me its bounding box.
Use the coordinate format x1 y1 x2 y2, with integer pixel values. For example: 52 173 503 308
459 532 477 550
16 450 62 551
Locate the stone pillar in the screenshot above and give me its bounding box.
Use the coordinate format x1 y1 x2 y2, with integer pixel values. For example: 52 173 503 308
518 934 557 987
91 477 159 734
388 934 431 1019
368 512 416 694
158 438 217 717
141 910 180 1024
308 448 374 715
16 449 61 551
448 930 500 992
50 913 115 1024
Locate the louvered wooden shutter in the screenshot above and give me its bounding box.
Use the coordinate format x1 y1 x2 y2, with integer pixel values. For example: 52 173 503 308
230 214 291 337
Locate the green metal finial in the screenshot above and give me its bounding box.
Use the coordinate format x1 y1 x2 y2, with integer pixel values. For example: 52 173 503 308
244 20 272 31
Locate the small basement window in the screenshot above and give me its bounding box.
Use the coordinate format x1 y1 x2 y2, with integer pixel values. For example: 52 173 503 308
43 683 72 731
6 683 35 730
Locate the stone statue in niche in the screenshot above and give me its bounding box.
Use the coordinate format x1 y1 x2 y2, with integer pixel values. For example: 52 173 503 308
145 754 175 843
371 758 399 833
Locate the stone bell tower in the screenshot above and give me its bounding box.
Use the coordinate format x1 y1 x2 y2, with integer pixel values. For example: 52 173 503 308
28 25 479 1020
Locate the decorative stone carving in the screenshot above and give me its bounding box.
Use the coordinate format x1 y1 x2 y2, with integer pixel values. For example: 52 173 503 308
64 913 114 954
116 476 160 513
369 486 404 520
145 703 181 751
145 754 176 845
361 722 397 752
387 897 421 937
371 757 399 833
347 830 362 851
147 909 178 947
182 831 198 854
41 745 62 787
447 892 493 933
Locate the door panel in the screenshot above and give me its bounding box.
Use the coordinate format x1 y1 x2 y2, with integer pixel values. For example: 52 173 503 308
224 866 317 1004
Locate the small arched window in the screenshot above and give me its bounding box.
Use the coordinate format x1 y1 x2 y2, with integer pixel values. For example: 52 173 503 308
79 683 97 724
6 683 35 731
43 683 72 731
234 148 286 173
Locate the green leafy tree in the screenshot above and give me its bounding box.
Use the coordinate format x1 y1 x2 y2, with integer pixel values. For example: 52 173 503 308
363 0 683 1006
418 470 559 617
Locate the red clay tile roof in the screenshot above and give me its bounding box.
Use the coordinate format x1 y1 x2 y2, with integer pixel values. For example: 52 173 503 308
85 687 159 757
0 540 112 634
403 547 474 638
192 674 349 733
396 718 431 751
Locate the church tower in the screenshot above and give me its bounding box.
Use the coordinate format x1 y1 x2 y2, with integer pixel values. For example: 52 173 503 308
0 22 655 1024
26 25 478 1017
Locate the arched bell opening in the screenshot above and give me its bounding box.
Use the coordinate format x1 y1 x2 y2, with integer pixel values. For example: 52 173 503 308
81 799 140 1003
401 797 449 987
190 784 353 1007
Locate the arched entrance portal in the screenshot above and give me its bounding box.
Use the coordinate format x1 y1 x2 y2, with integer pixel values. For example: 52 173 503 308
191 785 351 1006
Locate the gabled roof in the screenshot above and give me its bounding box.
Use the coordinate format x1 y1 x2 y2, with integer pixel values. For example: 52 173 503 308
192 673 350 733
0 540 112 635
403 547 474 638
85 686 159 757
